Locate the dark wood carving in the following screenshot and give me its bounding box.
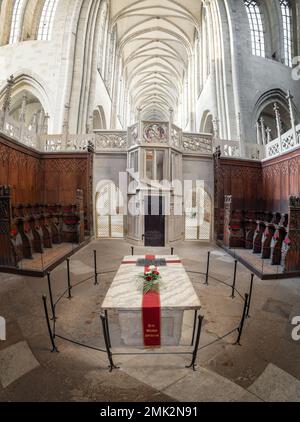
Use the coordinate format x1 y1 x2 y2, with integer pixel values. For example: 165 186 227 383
76 189 85 243
17 219 33 259
0 186 16 266
213 146 221 240
283 197 300 272
261 225 276 259
253 221 265 254
271 227 286 265
0 134 94 270
0 135 93 236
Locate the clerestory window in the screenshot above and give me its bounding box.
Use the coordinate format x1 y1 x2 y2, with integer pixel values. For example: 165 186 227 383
244 0 265 58
37 0 58 41
280 0 293 67
9 0 26 44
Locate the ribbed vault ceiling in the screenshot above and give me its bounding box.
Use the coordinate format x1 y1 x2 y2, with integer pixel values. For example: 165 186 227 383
111 0 201 121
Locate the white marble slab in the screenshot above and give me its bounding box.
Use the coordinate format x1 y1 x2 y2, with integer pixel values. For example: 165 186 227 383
101 255 201 311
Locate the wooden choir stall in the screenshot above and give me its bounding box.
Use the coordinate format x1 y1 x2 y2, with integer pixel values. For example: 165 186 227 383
0 185 87 273
222 195 300 277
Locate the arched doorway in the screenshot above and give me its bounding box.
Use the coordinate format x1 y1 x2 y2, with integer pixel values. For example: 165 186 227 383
95 181 124 238
185 186 212 241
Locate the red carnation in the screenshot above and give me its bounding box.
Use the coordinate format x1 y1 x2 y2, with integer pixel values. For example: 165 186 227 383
146 276 152 281
153 270 159 276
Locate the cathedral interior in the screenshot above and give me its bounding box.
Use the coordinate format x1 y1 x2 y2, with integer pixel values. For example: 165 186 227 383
0 0 300 405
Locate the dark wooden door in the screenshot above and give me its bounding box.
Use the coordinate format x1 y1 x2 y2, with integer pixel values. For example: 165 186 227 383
144 196 165 247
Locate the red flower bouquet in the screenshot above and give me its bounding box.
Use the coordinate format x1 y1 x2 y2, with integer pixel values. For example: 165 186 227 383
139 266 161 294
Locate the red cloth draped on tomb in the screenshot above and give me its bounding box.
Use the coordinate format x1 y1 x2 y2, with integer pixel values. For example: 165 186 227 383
142 254 161 347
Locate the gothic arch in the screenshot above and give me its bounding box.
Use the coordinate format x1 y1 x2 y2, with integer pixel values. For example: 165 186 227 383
200 110 213 134
0 72 50 114
253 88 299 141
93 105 107 130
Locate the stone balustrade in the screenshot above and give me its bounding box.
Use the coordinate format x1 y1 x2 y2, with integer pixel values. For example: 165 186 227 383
41 132 127 152
0 109 39 149
127 120 214 153
217 140 241 158
4 106 299 160
265 123 300 159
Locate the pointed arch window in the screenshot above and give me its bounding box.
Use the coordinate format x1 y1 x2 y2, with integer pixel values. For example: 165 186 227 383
244 0 265 58
9 0 26 44
280 0 293 67
37 0 58 41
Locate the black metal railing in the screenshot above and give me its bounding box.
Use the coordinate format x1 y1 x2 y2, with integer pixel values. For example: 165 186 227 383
42 247 255 372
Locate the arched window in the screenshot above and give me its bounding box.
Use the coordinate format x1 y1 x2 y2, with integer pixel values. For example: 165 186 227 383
9 0 26 44
280 0 293 67
37 0 58 41
244 0 265 58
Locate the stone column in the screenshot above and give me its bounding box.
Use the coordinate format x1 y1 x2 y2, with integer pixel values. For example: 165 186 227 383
19 94 27 123
260 117 266 145
1 75 15 130
273 103 282 152
169 107 174 145
31 113 38 134
137 107 142 143
212 117 220 141
266 127 272 144
286 90 297 144
42 114 50 134
63 103 70 149
236 112 242 143
256 121 262 145
87 114 93 134
223 195 232 247
18 94 27 143
37 113 49 151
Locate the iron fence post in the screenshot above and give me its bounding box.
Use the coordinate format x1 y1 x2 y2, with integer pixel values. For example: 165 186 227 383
42 295 58 353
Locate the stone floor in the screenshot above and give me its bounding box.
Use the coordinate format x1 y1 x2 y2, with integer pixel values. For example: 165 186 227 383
0 239 299 402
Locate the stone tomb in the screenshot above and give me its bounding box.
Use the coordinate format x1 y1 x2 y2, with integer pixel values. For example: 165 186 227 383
101 255 201 347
